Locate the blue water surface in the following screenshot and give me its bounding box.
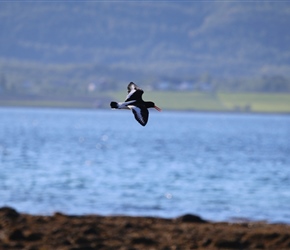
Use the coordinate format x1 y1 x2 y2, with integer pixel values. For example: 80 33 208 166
0 107 289 223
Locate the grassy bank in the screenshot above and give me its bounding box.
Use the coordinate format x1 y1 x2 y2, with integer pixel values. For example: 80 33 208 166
1 92 290 113
218 93 290 113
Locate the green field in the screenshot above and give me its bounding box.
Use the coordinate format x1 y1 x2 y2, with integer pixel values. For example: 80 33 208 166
1 92 290 113
108 91 290 113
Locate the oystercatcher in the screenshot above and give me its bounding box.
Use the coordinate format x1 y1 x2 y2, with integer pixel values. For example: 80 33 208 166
110 82 161 126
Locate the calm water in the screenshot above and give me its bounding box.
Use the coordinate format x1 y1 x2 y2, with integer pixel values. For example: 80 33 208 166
0 107 289 223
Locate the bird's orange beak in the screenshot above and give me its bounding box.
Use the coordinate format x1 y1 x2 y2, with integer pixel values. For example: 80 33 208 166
154 106 162 112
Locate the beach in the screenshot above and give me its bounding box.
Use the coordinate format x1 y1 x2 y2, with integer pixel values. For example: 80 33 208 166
1 207 290 250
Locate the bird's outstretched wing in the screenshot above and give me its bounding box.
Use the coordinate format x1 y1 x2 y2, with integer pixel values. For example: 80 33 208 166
130 105 149 126
125 82 144 102
127 82 139 93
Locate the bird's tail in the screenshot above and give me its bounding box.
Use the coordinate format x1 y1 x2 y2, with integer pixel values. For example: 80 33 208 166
110 101 119 109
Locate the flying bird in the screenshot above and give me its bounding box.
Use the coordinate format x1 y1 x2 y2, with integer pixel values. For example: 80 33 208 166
110 82 161 126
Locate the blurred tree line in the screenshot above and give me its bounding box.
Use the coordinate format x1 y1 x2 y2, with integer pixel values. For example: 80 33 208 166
0 60 289 99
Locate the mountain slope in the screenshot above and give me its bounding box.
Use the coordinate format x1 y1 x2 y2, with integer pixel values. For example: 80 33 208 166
1 1 290 79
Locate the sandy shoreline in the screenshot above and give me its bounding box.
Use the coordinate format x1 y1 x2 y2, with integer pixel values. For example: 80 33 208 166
1 207 290 250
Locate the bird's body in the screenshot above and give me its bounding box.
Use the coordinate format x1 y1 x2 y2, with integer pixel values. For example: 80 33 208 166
110 82 161 126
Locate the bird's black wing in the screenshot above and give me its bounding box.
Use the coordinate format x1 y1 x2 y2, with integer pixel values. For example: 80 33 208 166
125 89 144 102
125 82 144 101
131 105 149 126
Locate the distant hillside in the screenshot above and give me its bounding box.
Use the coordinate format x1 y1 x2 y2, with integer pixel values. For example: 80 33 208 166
1 1 290 76
0 1 290 95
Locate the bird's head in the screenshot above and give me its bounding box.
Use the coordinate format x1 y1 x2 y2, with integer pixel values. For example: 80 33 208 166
145 101 162 111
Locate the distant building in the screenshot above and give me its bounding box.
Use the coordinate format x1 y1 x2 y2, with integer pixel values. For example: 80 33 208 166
178 81 193 91
156 81 171 91
87 83 96 92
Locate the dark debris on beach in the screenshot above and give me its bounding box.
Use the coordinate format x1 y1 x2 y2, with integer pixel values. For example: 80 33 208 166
1 207 290 250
